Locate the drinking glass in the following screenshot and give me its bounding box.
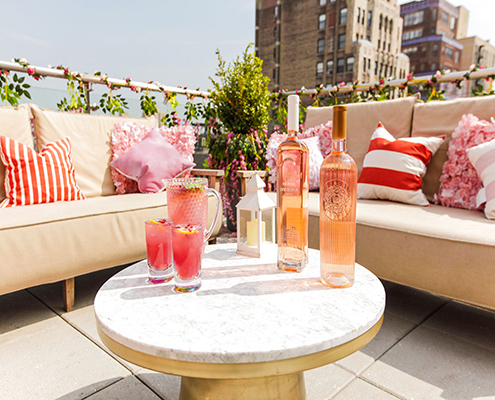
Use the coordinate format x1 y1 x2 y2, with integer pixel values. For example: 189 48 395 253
145 218 173 283
165 178 221 245
172 223 204 292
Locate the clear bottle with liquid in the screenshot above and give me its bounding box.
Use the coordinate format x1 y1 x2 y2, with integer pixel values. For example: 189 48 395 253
320 105 357 287
276 95 309 272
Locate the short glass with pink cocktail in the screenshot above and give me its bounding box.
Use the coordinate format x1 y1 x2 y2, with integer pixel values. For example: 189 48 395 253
165 178 221 292
145 218 173 283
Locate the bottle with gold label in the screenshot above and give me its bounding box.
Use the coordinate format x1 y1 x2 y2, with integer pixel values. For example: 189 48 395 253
320 105 357 287
276 95 309 272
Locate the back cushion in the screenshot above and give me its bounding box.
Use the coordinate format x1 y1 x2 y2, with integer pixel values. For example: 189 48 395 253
305 95 419 173
30 105 157 198
412 96 495 200
0 104 35 202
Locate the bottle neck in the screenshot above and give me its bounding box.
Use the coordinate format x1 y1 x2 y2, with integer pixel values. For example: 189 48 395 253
332 138 347 153
288 129 298 138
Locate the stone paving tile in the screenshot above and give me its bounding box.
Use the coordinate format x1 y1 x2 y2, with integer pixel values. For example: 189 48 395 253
362 324 495 400
423 300 495 351
333 378 401 400
85 375 161 400
305 363 355 400
336 311 416 375
381 280 448 325
135 370 182 400
0 313 130 400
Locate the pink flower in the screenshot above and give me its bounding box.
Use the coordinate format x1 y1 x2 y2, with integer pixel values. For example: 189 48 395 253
435 70 442 79
339 81 345 87
125 77 131 83
480 65 486 70
469 64 476 72
332 85 338 92
428 78 434 84
27 67 35 75
379 78 385 85
64 67 69 75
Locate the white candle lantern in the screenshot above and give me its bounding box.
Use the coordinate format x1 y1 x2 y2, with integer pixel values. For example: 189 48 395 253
236 174 276 257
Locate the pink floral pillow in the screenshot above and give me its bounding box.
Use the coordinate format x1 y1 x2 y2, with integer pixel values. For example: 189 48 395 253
111 122 197 194
267 133 323 190
110 128 195 193
300 121 333 157
434 114 495 210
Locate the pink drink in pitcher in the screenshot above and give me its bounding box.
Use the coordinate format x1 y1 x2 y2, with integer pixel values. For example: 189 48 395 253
145 219 173 283
172 224 204 292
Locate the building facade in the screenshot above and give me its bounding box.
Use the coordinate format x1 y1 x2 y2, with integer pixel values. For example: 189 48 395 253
400 0 469 76
255 0 409 92
458 36 495 93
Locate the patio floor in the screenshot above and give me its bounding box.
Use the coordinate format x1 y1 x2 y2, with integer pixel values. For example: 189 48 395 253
1 249 495 399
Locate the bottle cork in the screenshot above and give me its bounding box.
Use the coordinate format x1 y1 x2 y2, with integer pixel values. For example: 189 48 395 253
332 105 347 140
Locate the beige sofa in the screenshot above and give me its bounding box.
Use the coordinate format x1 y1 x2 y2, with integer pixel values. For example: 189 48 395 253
301 95 495 311
0 104 222 311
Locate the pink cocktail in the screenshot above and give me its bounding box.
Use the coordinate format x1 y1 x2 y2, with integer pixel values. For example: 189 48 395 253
172 223 204 292
145 219 173 283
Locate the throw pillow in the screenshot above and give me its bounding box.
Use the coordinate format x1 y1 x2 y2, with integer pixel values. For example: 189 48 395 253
0 136 85 208
110 128 195 193
467 138 495 219
111 122 197 194
300 121 333 157
434 114 495 210
266 133 324 191
358 122 445 206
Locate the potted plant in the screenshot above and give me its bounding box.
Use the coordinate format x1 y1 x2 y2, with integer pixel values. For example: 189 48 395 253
205 44 272 231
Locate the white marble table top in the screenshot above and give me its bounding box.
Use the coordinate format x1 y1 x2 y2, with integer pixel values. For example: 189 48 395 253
95 243 385 364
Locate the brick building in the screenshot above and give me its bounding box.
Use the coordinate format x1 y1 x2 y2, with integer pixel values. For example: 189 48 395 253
400 0 469 76
255 0 410 92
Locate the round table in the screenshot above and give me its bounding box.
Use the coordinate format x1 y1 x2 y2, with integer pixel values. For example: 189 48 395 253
95 243 385 400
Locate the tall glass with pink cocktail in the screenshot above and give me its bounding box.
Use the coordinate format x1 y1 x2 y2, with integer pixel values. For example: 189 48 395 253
145 218 173 283
172 223 204 292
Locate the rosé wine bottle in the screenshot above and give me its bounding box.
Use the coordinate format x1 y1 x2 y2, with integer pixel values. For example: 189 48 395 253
320 105 357 288
276 95 309 272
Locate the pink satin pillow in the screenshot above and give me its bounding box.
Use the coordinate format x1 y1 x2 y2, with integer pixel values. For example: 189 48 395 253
110 128 195 193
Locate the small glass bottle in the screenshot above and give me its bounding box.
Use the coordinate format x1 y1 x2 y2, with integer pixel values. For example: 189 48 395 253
276 95 309 272
320 105 357 287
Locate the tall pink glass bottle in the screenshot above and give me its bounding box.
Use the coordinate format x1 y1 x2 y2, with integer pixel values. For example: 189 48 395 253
320 105 357 287
276 95 309 272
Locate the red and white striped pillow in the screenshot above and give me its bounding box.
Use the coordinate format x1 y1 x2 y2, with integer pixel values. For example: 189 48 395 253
358 123 445 206
0 136 85 207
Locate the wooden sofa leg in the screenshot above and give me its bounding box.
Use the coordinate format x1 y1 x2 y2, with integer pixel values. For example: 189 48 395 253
63 278 75 312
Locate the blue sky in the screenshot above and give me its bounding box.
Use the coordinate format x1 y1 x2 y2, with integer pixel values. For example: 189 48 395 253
1 0 493 96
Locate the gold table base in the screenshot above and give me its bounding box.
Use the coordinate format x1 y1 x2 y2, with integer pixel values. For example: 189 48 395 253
97 315 383 400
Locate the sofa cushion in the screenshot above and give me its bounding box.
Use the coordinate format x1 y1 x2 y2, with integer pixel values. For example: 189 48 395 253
110 128 195 193
30 105 157 198
0 104 34 202
411 96 495 201
0 136 85 207
467 138 495 219
434 114 495 211
358 123 445 206
111 121 197 194
305 95 419 174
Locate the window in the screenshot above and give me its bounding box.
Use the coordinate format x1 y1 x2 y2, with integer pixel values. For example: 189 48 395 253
455 51 460 63
404 10 424 26
432 8 437 20
379 14 383 29
431 62 436 71
446 47 453 59
273 26 278 39
319 0 326 5
319 14 326 30
450 17 456 30
327 60 334 74
273 68 277 80
363 57 367 71
317 38 325 53
316 62 324 76
384 17 388 31
328 36 334 51
374 61 378 75
378 39 381 49
368 11 372 27
337 58 345 73
432 44 438 56
441 11 448 24
422 46 427 57
390 19 393 33
340 8 347 24
338 33 346 49
362 9 365 25
346 57 354 72
357 7 360 23
403 29 423 41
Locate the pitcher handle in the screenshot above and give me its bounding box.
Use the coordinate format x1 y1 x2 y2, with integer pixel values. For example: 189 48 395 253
204 188 221 243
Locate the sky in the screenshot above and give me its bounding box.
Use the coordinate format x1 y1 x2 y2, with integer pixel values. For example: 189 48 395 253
1 0 494 102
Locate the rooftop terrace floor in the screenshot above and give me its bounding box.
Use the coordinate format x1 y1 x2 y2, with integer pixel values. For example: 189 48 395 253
1 245 495 399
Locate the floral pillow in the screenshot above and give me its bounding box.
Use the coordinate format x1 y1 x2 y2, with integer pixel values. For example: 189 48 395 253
267 133 323 190
434 114 495 210
111 122 197 194
300 121 333 157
